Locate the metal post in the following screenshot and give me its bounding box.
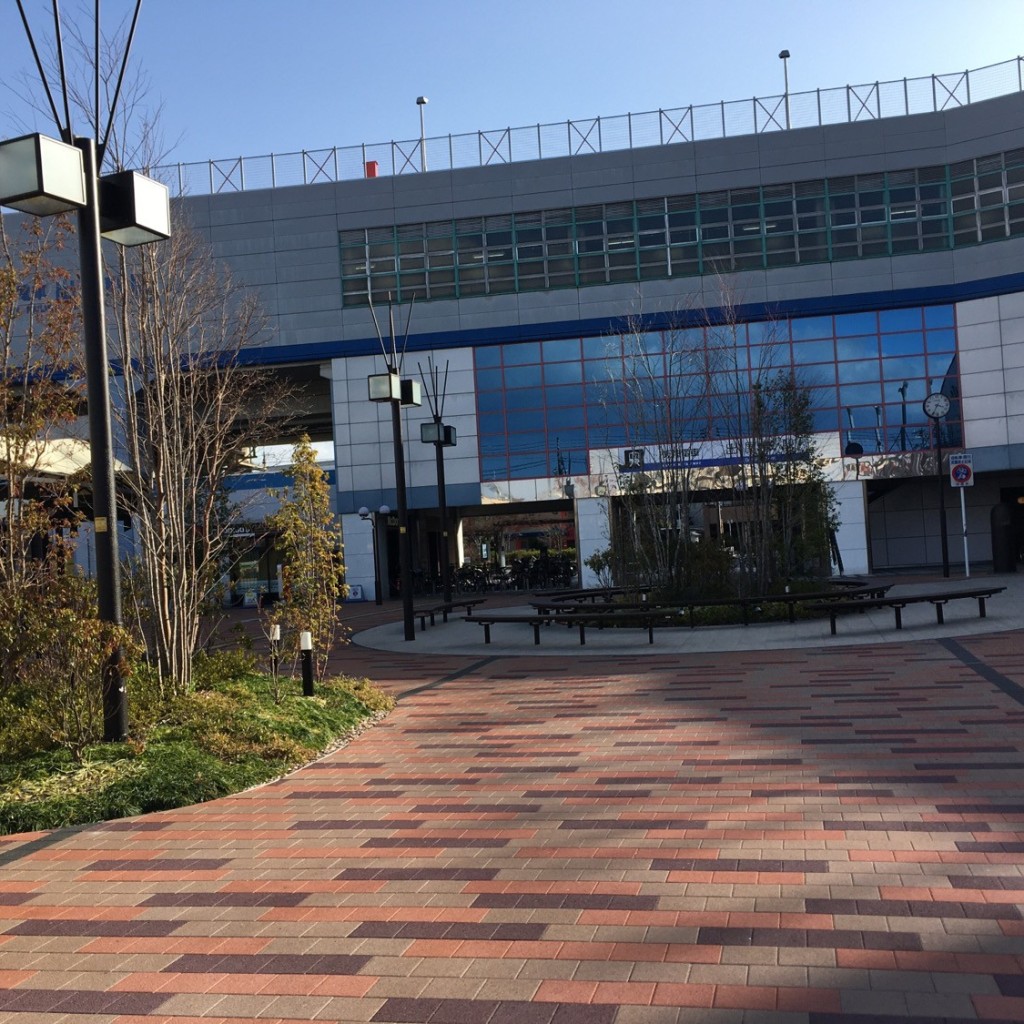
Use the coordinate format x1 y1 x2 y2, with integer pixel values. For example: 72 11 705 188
779 50 791 129
935 420 950 578
960 487 970 579
433 420 452 604
371 514 383 605
417 96 428 172
76 136 128 743
391 394 416 640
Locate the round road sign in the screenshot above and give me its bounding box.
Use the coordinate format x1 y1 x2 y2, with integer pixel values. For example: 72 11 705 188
951 462 973 485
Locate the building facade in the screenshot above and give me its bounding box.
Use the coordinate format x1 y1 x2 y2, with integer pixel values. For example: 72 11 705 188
170 68 1024 597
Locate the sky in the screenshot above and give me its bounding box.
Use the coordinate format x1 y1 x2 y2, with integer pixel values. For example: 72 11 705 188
1 0 1023 169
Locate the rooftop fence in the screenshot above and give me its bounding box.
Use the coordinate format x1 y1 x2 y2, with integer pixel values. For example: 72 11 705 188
154 57 1024 198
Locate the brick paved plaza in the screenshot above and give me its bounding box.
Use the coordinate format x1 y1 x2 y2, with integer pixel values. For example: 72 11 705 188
2 586 1024 1023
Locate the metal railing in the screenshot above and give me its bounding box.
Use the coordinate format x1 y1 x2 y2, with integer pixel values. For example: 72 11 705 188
154 57 1024 198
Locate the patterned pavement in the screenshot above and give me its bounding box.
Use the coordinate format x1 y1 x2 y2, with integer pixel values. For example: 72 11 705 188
2 595 1024 1023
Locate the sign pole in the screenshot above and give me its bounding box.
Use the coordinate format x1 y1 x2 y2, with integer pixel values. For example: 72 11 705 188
960 487 970 578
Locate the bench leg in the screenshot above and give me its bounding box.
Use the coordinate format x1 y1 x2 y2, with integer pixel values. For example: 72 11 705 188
578 624 586 645
894 606 903 629
430 612 436 626
979 597 987 618
418 615 427 631
648 621 654 644
829 612 837 636
935 602 945 625
484 624 491 644
532 623 540 645
442 609 449 623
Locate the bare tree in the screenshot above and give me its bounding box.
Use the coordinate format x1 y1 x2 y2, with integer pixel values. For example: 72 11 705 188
110 227 290 699
0 216 83 688
601 285 837 597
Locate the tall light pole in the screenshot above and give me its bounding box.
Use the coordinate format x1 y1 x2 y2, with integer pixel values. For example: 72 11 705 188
2 2 170 741
416 96 429 172
367 307 421 640
778 49 791 129
419 358 456 604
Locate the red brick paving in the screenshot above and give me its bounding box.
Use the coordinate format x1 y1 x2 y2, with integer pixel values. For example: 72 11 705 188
0 603 1023 1022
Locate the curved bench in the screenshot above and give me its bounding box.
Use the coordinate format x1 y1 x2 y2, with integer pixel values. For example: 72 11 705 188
809 586 1005 635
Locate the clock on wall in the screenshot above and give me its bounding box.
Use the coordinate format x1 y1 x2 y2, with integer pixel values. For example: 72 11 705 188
922 392 951 419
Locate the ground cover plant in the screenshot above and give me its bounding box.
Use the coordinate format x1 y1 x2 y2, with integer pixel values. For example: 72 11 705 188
0 649 394 836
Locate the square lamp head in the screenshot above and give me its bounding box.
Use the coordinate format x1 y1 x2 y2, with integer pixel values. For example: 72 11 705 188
368 372 401 402
0 133 86 216
99 170 171 245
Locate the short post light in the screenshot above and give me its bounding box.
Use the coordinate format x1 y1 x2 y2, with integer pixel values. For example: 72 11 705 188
299 630 314 697
269 623 281 681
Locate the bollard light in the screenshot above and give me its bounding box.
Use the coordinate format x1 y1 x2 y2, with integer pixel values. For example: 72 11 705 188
299 630 314 697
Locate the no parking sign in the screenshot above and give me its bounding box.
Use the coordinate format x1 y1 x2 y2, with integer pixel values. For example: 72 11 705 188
949 453 974 488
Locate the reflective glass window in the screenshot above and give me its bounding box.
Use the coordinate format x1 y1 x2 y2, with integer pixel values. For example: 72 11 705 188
880 332 924 355
925 329 957 352
481 455 507 480
478 411 506 435
789 316 834 341
477 390 503 412
503 364 543 388
835 312 879 335
837 336 880 360
924 305 955 328
543 360 583 385
505 388 544 410
840 382 883 405
838 360 880 384
792 339 836 364
475 368 504 391
503 341 541 364
583 335 621 358
547 384 585 406
545 406 586 429
542 338 581 361
879 308 924 332
473 346 501 370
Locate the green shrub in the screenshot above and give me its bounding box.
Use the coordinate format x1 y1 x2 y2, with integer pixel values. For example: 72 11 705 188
0 667 393 835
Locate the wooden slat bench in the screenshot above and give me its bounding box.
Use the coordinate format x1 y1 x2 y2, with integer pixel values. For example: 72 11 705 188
809 586 1006 636
415 597 487 631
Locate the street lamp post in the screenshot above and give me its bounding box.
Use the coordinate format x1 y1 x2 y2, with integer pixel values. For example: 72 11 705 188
368 367 421 640
778 49 791 129
358 504 390 605
2 4 171 741
419 359 456 604
416 96 429 172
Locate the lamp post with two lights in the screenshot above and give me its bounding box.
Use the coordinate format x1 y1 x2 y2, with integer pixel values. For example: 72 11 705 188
1 2 171 741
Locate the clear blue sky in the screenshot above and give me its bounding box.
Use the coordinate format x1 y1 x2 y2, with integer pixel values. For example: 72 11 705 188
1 0 1022 168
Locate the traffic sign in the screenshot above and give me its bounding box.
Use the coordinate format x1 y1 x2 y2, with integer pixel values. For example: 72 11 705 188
949 453 974 488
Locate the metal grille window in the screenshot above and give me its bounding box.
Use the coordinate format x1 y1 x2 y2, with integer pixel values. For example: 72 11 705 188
339 149 1024 306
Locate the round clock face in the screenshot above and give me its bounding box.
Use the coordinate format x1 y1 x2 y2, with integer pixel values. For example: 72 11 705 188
923 392 950 419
